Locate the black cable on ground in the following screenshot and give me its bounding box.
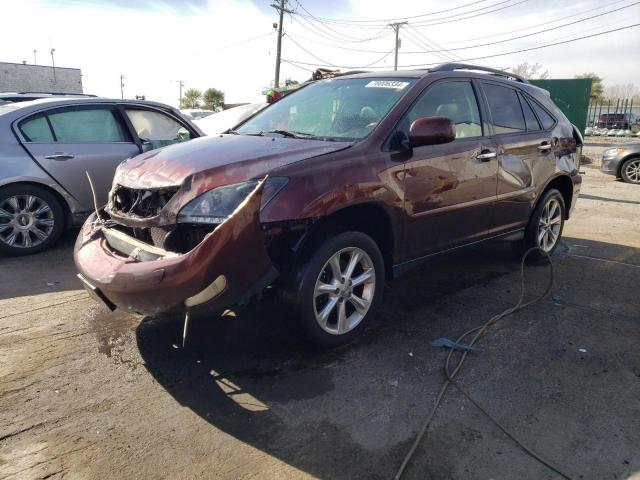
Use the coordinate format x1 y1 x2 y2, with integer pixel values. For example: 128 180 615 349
394 247 576 480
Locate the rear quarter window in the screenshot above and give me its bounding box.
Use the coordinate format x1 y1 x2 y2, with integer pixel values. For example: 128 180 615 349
529 99 556 130
20 115 54 142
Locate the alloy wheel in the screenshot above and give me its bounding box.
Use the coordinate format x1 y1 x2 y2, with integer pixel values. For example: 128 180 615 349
313 247 376 335
0 195 55 249
623 159 640 183
537 198 562 252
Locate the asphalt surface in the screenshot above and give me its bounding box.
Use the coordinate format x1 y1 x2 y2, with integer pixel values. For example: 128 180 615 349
1 157 639 480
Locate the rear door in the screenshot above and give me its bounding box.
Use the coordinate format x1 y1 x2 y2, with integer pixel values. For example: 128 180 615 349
478 82 554 235
398 80 499 258
18 104 140 210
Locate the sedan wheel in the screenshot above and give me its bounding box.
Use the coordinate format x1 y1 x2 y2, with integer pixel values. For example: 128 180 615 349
537 198 562 252
0 186 64 256
0 195 55 249
621 158 640 184
313 247 376 335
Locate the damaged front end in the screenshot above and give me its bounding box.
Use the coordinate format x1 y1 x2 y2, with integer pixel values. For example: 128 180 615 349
74 178 278 315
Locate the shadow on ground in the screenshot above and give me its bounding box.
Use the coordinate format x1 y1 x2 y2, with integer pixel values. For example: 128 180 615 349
0 229 80 300
135 239 640 479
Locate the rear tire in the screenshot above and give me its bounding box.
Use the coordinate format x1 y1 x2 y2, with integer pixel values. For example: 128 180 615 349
0 184 65 256
281 231 385 348
515 188 565 261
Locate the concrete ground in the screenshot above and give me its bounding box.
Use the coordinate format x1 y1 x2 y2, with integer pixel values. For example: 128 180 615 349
1 153 639 480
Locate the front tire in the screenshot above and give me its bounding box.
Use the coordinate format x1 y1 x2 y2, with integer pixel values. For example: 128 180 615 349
516 188 565 261
620 157 640 184
0 185 65 256
282 231 385 348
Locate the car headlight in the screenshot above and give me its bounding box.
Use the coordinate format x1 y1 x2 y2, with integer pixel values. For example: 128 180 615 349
177 177 288 224
603 147 625 157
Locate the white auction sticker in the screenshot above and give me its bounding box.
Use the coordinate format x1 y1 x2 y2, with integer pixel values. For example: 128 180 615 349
365 80 410 89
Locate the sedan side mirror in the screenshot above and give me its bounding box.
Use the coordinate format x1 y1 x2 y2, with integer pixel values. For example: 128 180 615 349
408 116 455 148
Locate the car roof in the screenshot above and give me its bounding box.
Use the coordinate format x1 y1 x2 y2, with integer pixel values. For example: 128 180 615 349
0 97 179 118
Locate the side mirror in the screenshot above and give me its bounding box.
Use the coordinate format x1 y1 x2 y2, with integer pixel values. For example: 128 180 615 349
140 137 153 152
408 116 455 148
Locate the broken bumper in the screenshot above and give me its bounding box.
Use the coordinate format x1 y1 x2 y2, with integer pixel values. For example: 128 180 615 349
74 180 278 315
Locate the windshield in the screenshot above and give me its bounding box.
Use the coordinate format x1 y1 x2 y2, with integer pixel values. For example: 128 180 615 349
236 77 416 141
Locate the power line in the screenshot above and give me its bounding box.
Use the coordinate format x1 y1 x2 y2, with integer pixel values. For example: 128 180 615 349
405 25 463 61
290 10 392 43
438 0 630 45
210 31 275 52
282 23 640 69
410 1 640 53
287 1 639 56
285 33 337 66
293 0 493 24
295 0 529 29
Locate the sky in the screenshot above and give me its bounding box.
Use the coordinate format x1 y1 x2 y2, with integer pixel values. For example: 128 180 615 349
1 0 639 107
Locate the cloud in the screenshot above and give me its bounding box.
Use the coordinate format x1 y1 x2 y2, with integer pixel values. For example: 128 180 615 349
1 0 639 108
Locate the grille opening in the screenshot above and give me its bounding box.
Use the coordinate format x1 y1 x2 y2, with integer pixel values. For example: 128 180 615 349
111 185 179 218
107 221 217 254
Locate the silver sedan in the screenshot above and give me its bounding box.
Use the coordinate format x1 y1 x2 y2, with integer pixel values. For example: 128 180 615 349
0 98 202 255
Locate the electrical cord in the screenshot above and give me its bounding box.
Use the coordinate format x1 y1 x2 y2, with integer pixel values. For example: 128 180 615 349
394 247 575 480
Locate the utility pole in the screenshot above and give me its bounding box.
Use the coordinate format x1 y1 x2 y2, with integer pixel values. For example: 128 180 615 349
388 21 407 71
178 80 184 108
50 48 56 83
271 0 292 88
120 75 125 99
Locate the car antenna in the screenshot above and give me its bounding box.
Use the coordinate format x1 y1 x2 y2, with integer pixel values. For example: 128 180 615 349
85 171 104 224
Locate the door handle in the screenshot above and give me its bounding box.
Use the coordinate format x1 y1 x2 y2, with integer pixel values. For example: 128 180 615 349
476 150 496 162
537 143 552 152
44 153 75 161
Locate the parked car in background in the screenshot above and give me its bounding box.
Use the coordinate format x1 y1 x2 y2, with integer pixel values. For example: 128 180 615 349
601 142 640 184
194 102 267 135
596 113 638 130
0 98 202 255
180 109 215 120
75 63 581 347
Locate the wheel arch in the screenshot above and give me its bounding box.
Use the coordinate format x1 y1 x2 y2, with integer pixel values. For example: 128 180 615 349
540 174 574 219
295 202 396 280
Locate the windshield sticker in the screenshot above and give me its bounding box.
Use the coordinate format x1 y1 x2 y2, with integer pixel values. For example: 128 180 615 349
365 80 410 90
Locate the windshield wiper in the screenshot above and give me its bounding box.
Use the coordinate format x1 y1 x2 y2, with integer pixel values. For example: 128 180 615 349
263 129 318 139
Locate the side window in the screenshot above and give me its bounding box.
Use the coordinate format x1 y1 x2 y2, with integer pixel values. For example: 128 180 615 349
47 108 129 142
482 83 525 134
529 99 556 130
519 94 541 131
20 115 54 142
405 81 482 140
125 109 192 149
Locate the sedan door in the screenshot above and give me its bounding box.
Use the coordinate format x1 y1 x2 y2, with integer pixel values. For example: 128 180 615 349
397 80 498 258
17 104 140 210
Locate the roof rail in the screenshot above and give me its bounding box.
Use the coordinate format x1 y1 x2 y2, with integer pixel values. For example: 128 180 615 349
429 63 528 84
16 91 97 97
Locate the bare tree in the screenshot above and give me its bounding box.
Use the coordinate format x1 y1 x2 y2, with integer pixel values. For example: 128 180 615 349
509 62 549 80
604 84 640 100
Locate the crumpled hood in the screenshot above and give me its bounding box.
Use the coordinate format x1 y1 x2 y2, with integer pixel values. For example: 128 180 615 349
115 134 352 190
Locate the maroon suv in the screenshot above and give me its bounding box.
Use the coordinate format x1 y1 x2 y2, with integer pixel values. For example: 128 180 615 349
75 64 581 347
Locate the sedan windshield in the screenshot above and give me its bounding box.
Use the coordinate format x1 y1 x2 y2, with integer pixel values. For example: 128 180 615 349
236 77 416 141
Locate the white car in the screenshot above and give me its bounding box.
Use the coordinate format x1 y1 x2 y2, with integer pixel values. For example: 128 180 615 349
180 109 215 120
194 103 267 135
